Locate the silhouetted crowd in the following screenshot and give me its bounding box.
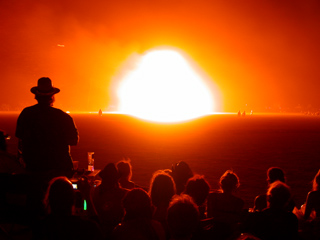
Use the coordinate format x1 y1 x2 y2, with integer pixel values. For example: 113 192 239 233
1 147 320 240
1 77 319 239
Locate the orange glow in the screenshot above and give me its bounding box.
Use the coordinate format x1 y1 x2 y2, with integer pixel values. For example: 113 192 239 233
116 48 218 122
1 2 320 113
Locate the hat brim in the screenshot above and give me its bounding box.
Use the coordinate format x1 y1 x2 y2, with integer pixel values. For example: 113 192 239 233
31 87 60 96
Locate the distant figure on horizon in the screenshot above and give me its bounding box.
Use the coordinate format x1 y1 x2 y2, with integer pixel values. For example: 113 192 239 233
99 109 102 116
15 77 79 178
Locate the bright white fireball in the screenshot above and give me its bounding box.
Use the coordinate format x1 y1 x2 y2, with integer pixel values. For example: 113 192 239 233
116 49 215 122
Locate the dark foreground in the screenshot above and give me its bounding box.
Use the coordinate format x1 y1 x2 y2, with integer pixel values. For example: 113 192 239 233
1 113 320 208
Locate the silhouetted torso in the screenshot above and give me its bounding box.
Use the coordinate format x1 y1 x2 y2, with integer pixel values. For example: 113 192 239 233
207 191 244 223
16 104 78 174
244 207 299 240
91 184 128 236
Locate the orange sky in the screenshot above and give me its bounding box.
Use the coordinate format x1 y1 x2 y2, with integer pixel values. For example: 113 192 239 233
1 0 320 113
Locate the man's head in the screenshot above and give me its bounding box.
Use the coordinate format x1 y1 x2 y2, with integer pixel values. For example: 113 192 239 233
31 77 60 106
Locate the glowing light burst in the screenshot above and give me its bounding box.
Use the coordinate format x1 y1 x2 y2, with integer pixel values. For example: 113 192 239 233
117 49 215 122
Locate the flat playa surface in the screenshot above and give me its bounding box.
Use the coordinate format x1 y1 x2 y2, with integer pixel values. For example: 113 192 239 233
2 112 320 208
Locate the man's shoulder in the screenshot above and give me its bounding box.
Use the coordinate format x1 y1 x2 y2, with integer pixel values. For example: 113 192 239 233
18 106 75 124
20 104 37 112
18 105 39 119
51 107 71 115
19 105 62 114
46 107 74 120
21 105 68 115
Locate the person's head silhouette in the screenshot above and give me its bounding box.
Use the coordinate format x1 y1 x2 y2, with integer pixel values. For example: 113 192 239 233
99 163 120 186
117 159 132 181
44 176 75 215
31 77 60 106
149 170 176 207
123 188 153 221
219 170 240 193
184 174 210 207
267 167 285 184
267 181 291 209
167 194 199 240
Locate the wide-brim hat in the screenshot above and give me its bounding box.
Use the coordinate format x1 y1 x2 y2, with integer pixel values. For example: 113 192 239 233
31 77 60 96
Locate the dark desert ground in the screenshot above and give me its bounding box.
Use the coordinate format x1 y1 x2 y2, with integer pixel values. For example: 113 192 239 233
1 112 320 209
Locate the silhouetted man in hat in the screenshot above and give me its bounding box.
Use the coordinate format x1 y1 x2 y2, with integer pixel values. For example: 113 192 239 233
15 77 79 177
